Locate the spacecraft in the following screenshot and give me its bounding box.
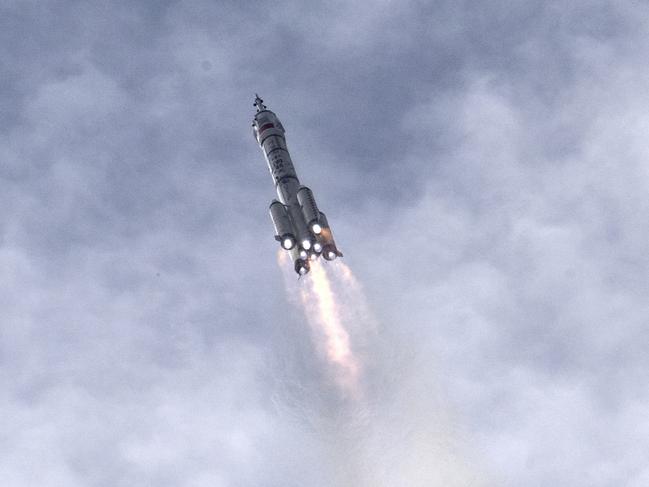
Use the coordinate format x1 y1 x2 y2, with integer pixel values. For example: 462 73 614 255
252 95 342 275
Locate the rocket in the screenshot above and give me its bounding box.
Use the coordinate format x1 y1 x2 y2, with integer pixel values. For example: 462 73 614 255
252 95 342 276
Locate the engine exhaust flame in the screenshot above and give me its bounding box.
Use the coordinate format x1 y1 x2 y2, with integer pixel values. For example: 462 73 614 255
300 260 361 396
277 251 361 398
274 251 484 485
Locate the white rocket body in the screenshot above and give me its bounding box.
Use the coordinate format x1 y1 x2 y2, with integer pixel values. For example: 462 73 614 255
252 95 342 275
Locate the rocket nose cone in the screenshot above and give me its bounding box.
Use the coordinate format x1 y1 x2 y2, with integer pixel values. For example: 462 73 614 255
254 94 266 112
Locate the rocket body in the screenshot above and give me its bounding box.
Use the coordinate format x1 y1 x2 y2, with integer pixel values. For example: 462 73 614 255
252 95 342 275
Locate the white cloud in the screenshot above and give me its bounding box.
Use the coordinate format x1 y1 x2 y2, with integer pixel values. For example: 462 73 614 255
2 1 648 486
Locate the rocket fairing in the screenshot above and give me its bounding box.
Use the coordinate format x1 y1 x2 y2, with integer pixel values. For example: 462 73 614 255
252 95 342 276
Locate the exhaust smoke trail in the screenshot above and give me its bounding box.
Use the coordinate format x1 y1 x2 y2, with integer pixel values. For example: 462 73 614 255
299 260 362 397
277 250 362 397
275 251 485 486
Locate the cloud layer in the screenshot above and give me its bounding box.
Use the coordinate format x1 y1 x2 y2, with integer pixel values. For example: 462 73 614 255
1 1 648 485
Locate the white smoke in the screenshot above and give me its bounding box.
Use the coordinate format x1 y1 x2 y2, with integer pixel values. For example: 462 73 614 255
275 253 487 486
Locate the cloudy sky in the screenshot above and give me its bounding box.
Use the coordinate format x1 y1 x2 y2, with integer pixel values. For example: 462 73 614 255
2 1 649 485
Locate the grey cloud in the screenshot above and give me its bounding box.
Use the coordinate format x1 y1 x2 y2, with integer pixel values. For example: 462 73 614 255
1 1 648 486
